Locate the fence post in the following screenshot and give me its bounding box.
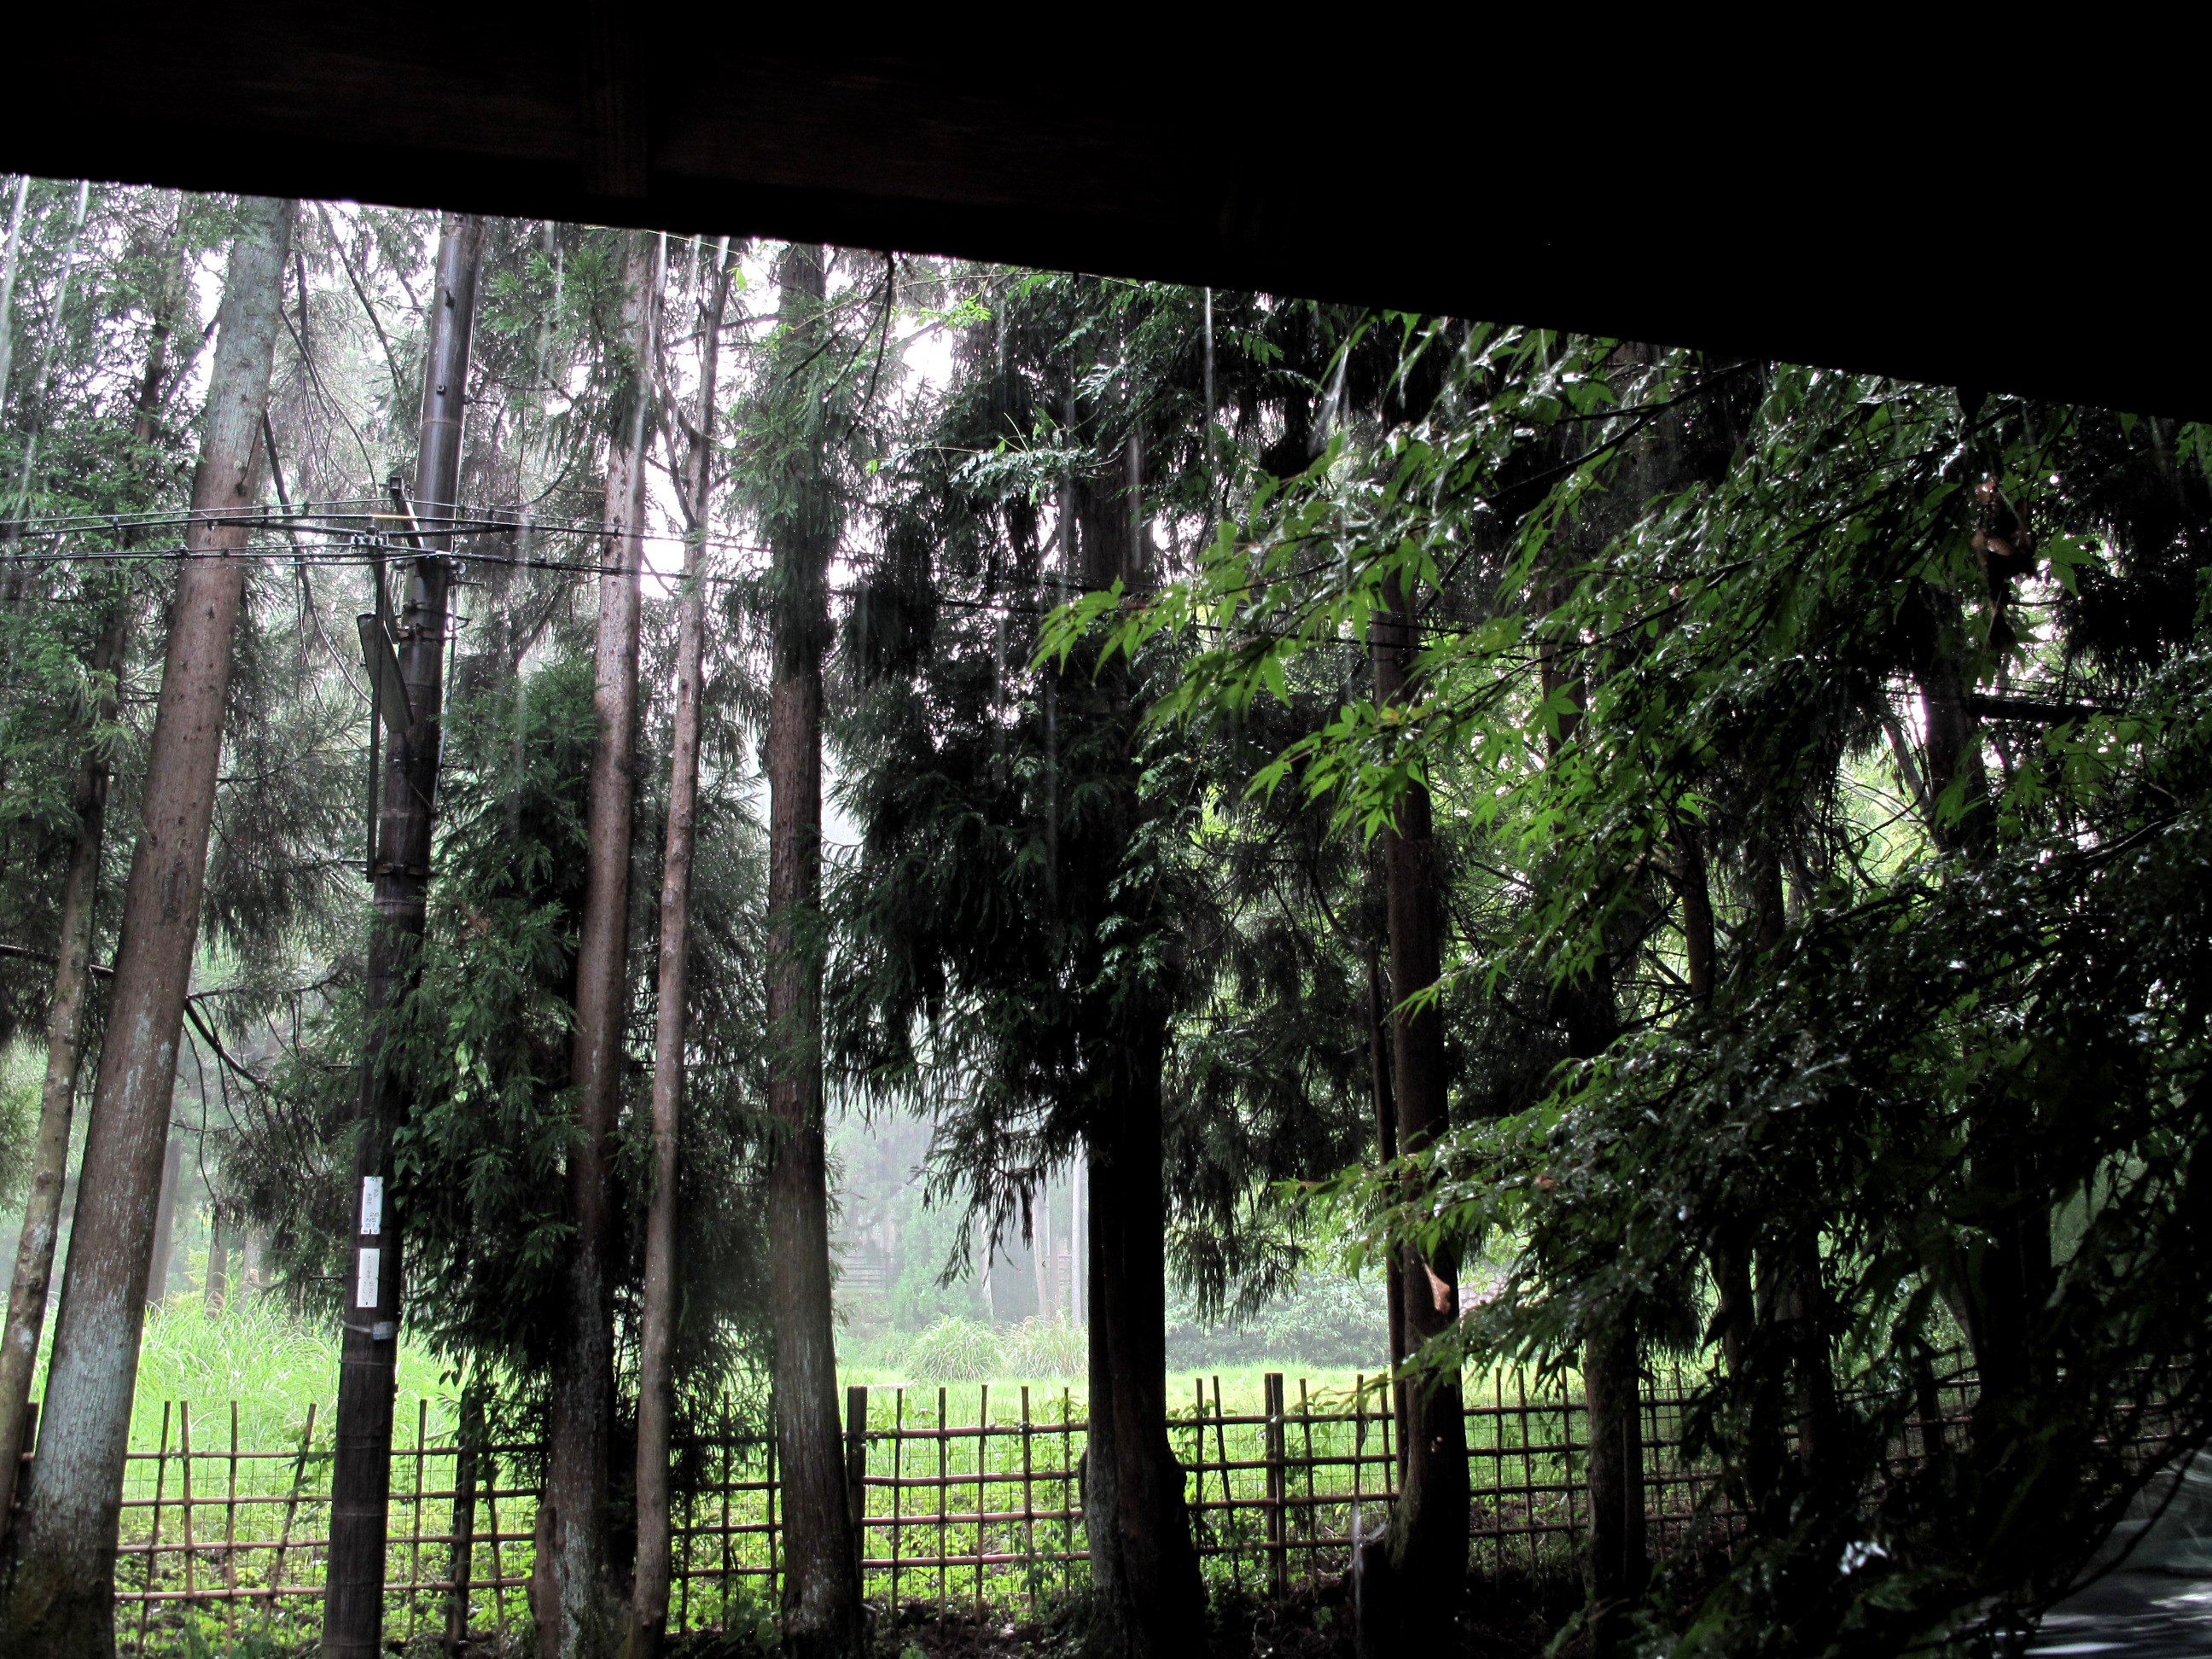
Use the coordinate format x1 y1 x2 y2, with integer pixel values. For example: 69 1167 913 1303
224 1400 240 1638
1263 1371 1286 1596
1020 1385 1035 1613
975 1382 988 1614
138 1400 172 1650
179 1399 197 1609
846 1384 869 1587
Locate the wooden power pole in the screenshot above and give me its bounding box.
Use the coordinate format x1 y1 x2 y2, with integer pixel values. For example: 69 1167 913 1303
321 211 484 1659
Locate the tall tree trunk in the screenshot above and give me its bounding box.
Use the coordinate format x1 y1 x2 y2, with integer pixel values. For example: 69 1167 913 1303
1909 568 2045 1490
1678 819 1755 1383
1744 842 1835 1486
1353 574 1468 1659
762 240 864 1659
0 220 177 1518
444 1377 486 1657
1353 946 1406 1477
1068 442 1204 1659
1 195 293 1659
1565 965 1643 1647
0 587 135 1532
1540 613 1642 1651
1363 942 1409 1477
323 210 485 1659
540 228 658 1659
1082 1025 1203 1659
629 236 731 1659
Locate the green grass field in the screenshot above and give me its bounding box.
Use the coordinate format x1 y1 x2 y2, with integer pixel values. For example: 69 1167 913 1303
73 1298 1392 1455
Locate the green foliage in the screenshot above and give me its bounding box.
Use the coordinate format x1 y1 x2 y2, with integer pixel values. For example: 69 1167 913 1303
881 1315 1086 1382
1111 317 2212 1652
1162 1271 1388 1371
832 271 1375 1311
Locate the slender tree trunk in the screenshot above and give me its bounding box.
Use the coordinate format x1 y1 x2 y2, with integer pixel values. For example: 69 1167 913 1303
202 1207 229 1316
1034 1173 1054 1318
541 228 658 1659
1568 966 1644 1647
1677 819 1755 1382
1909 579 2045 1484
763 241 864 1659
1 195 292 1659
1363 943 1409 1476
1353 575 1468 1658
1582 1321 1646 1625
0 591 133 1534
629 237 730 1659
444 1378 485 1656
1745 843 1836 1485
1539 611 1642 1651
0 175 30 412
323 209 485 1659
143 1136 184 1308
0 219 176 1493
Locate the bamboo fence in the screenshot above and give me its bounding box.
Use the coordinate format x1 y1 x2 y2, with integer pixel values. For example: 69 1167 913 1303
18 1365 1988 1655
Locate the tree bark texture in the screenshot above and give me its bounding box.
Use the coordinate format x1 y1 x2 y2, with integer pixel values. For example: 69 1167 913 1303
323 210 483 1659
2 195 293 1659
1679 820 1759 1397
0 593 131 1534
1066 445 1204 1659
202 1207 230 1316
1582 1324 1648 1621
1354 579 1468 1658
541 227 657 1659
763 241 864 1659
629 238 730 1659
1909 576 2046 1493
0 248 178 1525
1364 943 1409 1479
1534 596 1645 1651
143 1136 184 1307
1081 1031 1204 1659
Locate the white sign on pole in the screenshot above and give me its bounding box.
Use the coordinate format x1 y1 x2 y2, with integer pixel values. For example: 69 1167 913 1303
359 1175 384 1236
356 1246 381 1309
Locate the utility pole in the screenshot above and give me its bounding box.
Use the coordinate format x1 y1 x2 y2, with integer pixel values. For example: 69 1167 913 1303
322 212 484 1659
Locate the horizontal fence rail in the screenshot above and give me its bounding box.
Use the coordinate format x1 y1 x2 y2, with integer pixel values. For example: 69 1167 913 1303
16 1366 1994 1655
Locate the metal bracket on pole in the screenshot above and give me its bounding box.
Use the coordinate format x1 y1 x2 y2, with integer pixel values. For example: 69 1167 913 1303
355 613 416 746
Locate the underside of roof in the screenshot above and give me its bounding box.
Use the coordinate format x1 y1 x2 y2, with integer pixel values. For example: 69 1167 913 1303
4 15 2190 416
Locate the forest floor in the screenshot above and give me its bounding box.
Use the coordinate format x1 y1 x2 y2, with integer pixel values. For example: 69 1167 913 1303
650 1573 1584 1659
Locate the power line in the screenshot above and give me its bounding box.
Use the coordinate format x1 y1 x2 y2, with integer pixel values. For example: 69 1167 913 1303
0 500 780 559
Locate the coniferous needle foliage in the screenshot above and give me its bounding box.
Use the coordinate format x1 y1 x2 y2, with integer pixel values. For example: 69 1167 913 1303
3 168 2211 1659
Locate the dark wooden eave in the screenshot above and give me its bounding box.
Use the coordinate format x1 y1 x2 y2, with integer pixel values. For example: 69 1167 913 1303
5 14 2192 416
